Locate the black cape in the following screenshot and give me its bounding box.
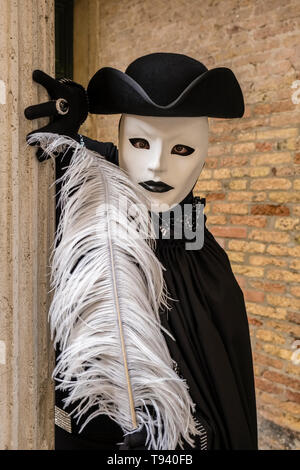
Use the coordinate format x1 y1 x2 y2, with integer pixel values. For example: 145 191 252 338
54 135 258 450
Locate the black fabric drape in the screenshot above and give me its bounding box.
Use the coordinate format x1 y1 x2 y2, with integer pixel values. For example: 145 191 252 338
155 213 257 449
53 135 258 450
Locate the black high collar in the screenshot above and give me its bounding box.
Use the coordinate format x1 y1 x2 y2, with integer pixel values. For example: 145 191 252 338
150 192 206 242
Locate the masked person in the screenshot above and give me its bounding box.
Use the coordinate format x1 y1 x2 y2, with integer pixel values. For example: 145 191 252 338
25 52 258 450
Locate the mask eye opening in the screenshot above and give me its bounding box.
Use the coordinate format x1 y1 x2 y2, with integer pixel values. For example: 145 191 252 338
171 144 195 156
129 138 150 149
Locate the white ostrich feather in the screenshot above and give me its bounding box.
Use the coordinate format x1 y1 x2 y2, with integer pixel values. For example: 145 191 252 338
28 132 201 450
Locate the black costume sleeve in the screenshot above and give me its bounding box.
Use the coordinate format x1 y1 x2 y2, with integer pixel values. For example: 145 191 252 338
82 135 119 165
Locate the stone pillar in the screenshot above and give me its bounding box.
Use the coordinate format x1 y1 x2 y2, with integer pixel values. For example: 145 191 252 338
0 0 55 450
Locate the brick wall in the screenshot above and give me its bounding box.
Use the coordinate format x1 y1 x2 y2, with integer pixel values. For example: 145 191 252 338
74 0 300 449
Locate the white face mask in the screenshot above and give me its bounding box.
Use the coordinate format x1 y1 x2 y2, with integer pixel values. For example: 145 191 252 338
118 114 208 212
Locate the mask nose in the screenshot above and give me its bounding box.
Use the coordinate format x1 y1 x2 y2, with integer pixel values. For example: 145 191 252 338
147 141 167 174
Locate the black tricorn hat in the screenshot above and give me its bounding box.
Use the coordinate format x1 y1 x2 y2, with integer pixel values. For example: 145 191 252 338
87 52 244 118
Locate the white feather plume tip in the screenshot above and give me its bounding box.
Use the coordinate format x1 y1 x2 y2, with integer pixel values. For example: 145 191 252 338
28 132 201 450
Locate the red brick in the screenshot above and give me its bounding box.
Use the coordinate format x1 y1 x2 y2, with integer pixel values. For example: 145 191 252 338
254 103 273 115
230 215 267 227
243 290 265 303
251 204 290 216
270 110 300 127
255 142 273 152
219 156 248 167
249 280 286 294
255 377 283 394
205 193 226 201
254 100 295 115
210 226 247 239
212 203 249 215
253 351 283 370
285 390 300 405
263 371 300 391
233 142 256 154
235 116 269 131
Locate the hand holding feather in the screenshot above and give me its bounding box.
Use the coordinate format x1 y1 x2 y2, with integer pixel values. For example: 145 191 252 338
118 424 148 450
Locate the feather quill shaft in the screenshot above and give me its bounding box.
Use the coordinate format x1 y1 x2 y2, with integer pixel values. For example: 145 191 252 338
104 172 137 429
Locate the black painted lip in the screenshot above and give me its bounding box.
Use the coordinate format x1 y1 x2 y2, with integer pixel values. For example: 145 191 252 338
139 180 174 193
